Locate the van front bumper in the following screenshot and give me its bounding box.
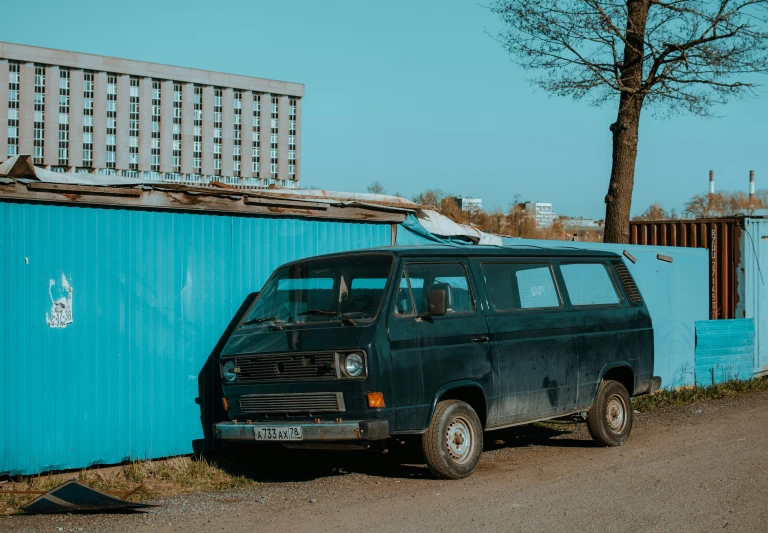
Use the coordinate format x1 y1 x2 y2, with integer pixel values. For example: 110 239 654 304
213 419 389 442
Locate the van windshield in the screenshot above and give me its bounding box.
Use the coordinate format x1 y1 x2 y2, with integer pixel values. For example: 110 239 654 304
241 254 394 327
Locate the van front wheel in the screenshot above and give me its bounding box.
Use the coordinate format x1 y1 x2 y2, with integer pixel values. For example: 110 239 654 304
587 379 633 446
422 400 483 479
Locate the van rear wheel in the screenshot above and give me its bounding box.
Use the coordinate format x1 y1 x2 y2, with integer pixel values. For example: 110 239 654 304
422 400 483 479
587 379 633 446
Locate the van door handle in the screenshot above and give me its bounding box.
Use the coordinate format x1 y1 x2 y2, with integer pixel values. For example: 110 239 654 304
472 335 489 343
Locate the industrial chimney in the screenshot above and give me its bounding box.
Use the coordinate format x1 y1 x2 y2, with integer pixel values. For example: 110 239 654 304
709 170 715 194
750 170 755 201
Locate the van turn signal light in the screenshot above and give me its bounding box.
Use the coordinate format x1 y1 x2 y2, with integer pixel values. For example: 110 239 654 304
222 397 229 411
367 392 385 408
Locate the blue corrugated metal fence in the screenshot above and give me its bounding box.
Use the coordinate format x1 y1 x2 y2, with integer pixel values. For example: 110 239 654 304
0 202 392 475
694 319 756 386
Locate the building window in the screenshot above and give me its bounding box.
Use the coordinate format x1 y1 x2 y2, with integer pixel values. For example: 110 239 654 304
151 81 161 172
233 91 242 177
172 83 182 173
7 62 19 158
213 88 222 176
106 74 117 169
129 77 140 172
193 86 203 171
251 95 261 182
82 72 94 167
270 96 278 178
33 66 45 165
56 70 70 166
288 98 297 178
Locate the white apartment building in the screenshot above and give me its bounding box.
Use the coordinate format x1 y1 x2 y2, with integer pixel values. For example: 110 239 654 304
524 201 555 228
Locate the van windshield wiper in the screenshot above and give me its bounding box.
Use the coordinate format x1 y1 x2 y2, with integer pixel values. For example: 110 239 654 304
297 309 356 326
241 316 283 330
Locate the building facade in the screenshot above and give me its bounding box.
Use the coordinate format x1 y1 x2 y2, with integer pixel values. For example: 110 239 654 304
524 201 555 228
0 42 303 188
455 196 482 213
560 216 603 228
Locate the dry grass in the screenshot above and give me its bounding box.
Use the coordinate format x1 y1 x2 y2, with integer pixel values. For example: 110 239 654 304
0 455 256 516
632 377 768 412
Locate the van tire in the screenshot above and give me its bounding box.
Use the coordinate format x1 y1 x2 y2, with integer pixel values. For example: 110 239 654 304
422 400 483 479
587 379 633 447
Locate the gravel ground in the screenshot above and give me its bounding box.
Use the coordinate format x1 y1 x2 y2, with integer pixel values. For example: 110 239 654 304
3 390 768 533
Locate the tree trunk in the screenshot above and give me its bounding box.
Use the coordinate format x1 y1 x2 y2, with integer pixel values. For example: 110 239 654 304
603 0 650 244
604 96 643 243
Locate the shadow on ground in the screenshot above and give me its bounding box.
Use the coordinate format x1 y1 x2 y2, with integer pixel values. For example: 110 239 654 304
205 420 594 483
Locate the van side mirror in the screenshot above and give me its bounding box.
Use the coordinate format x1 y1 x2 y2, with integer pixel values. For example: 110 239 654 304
427 289 448 317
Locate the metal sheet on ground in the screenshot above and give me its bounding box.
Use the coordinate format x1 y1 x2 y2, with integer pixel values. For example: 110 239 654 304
21 481 151 514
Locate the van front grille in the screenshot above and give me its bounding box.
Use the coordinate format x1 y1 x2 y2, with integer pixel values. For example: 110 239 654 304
239 392 345 414
614 262 643 303
234 352 336 383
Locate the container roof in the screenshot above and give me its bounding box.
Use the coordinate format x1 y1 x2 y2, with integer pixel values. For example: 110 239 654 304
0 155 419 223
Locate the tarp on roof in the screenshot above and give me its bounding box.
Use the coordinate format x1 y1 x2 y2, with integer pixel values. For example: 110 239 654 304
397 213 503 246
0 155 143 186
418 210 503 245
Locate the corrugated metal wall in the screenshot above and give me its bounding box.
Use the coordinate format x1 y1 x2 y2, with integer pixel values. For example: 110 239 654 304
741 219 768 376
0 202 392 475
629 219 744 319
501 237 709 389
694 319 755 386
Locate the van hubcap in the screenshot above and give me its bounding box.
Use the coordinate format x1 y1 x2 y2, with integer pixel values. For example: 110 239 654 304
446 416 474 464
606 394 627 434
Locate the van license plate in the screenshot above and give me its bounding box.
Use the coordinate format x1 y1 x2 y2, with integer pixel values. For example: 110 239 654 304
253 426 303 441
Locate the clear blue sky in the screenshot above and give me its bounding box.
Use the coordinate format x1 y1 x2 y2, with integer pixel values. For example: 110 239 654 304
6 0 768 218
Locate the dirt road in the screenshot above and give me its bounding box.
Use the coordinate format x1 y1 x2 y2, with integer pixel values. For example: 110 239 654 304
4 391 768 533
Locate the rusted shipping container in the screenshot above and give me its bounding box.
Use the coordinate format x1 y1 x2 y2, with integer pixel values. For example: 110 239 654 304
629 219 744 320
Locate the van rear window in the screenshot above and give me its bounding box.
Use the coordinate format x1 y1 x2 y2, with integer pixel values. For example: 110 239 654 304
480 263 560 310
560 263 620 306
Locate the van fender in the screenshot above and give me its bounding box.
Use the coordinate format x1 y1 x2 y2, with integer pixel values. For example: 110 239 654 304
593 362 636 400
426 380 488 428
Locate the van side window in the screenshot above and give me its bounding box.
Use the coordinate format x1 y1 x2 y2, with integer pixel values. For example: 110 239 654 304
401 262 475 315
480 263 560 310
560 263 620 306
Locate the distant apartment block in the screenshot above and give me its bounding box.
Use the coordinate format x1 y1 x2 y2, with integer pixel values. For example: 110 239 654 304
560 216 603 229
455 196 482 212
0 42 304 187
524 202 555 228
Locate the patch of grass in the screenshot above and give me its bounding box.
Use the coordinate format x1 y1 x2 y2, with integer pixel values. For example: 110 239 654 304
632 377 768 412
0 455 256 516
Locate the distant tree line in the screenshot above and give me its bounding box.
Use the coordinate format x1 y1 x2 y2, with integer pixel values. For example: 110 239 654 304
368 182 597 240
634 190 768 221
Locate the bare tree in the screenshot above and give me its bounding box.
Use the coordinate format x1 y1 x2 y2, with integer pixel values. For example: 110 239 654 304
412 188 448 208
632 201 671 220
684 189 761 216
366 181 386 195
490 0 768 243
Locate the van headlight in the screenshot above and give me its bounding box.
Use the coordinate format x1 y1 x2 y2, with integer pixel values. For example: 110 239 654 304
343 353 365 378
222 360 237 382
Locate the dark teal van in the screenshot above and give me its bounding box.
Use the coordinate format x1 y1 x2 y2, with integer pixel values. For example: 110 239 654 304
214 246 660 479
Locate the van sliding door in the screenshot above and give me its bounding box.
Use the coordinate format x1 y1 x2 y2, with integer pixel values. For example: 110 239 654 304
471 259 579 426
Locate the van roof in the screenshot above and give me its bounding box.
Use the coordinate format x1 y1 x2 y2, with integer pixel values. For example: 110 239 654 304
292 244 622 263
